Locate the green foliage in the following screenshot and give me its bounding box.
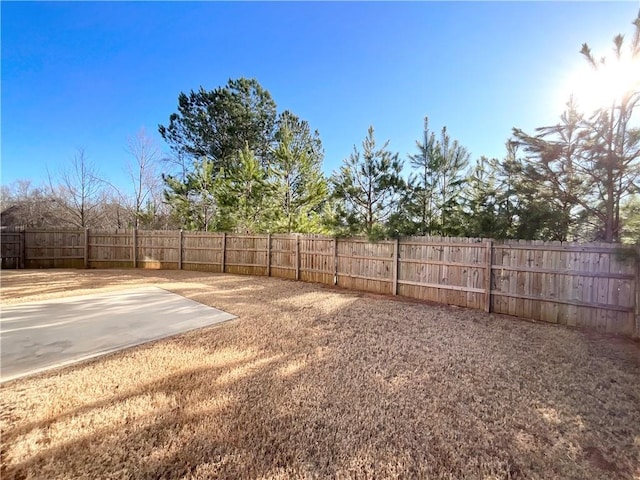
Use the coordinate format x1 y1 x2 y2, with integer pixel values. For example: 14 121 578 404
406 118 470 236
216 145 273 233
512 100 597 241
163 157 218 231
160 78 331 233
463 156 514 239
621 195 640 245
407 118 438 235
156 14 640 242
330 126 406 239
498 144 577 241
269 112 329 234
158 77 277 174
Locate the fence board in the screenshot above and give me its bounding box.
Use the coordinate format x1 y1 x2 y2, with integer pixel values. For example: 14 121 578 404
491 242 636 335
336 239 394 295
88 230 132 267
397 237 487 310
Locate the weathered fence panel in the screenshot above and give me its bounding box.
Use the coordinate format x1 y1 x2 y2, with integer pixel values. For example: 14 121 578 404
88 230 132 268
136 230 180 269
336 238 395 295
181 232 224 273
10 229 639 337
299 236 335 285
397 236 487 311
24 230 84 268
270 235 297 280
1 229 24 269
491 241 637 336
225 235 268 276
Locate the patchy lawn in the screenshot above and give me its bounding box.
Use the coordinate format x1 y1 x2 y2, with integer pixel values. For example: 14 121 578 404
1 269 639 479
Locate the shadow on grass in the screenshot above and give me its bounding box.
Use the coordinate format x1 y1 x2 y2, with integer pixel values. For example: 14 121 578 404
1 271 639 479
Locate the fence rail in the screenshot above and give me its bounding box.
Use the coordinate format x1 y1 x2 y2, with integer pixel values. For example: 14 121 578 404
1 229 638 338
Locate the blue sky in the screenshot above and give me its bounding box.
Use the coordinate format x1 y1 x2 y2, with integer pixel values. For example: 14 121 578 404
2 1 638 193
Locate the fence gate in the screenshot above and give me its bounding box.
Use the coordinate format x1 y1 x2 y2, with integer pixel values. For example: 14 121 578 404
1 229 24 269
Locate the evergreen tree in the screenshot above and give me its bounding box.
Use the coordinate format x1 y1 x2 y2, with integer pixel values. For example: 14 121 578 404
463 156 514 238
160 77 277 231
159 78 329 233
331 126 406 238
433 126 470 235
512 13 640 242
407 118 470 236
579 19 640 241
500 147 572 241
269 112 329 233
163 157 218 231
620 194 640 244
159 77 277 173
407 117 438 235
216 145 272 233
511 99 586 241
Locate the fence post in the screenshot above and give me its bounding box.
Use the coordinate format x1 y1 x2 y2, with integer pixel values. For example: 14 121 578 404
132 229 137 269
20 228 26 269
178 230 183 270
392 238 399 295
333 237 338 285
295 235 300 281
221 233 227 273
266 234 271 277
484 239 493 313
84 228 89 268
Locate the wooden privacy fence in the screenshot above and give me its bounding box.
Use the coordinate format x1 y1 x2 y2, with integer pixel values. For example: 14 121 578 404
2 229 639 338
0 228 24 269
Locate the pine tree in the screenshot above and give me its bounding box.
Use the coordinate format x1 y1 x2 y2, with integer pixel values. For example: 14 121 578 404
163 157 218 231
511 99 586 241
330 126 406 238
216 145 272 233
463 156 514 238
499 144 569 240
407 117 438 235
407 118 470 236
159 79 329 233
620 195 640 244
511 13 640 242
159 78 277 173
269 112 329 233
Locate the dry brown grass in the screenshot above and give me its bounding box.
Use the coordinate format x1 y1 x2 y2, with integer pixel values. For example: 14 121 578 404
1 268 639 480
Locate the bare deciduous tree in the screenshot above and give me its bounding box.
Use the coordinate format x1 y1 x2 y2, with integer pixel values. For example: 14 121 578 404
1 179 63 228
48 148 107 228
125 128 162 228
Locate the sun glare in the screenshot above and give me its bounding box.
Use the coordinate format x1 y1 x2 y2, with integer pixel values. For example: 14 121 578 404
559 53 640 115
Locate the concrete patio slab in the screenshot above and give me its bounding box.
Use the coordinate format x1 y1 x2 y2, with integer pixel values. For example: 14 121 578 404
0 286 236 382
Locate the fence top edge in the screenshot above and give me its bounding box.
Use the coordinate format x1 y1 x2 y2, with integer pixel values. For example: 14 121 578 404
10 229 639 250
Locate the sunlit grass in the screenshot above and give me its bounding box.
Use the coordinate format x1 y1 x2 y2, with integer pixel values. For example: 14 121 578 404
1 270 638 479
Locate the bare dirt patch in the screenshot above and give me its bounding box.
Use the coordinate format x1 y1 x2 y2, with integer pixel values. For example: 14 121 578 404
1 269 639 479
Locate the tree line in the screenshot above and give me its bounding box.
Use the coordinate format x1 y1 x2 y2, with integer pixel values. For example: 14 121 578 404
1 129 173 231
3 14 639 243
